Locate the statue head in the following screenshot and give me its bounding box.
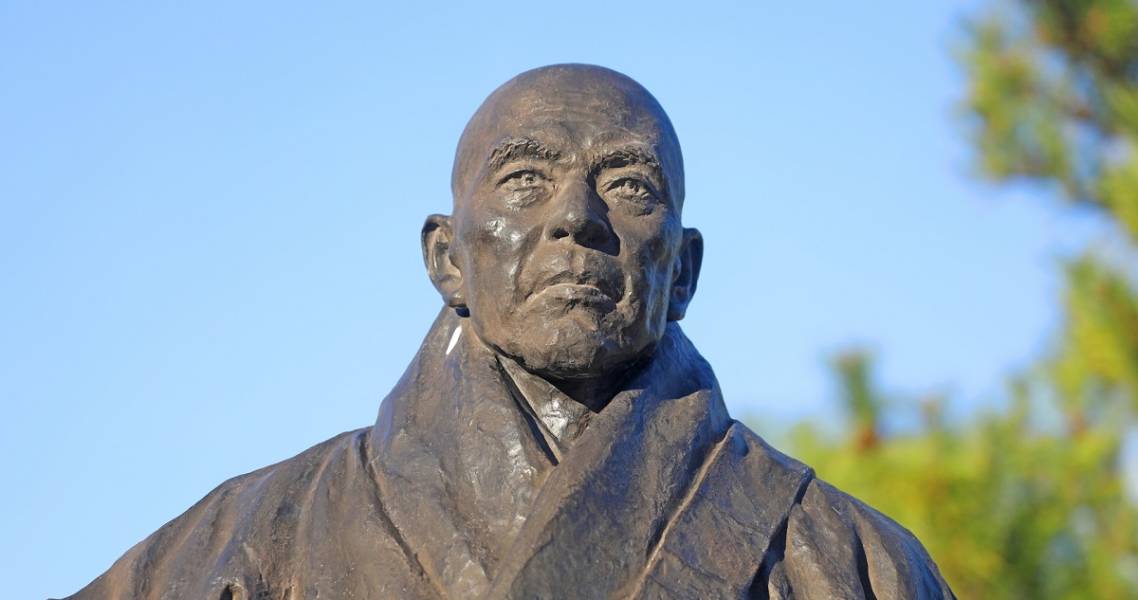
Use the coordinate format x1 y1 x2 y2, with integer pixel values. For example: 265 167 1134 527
423 64 702 380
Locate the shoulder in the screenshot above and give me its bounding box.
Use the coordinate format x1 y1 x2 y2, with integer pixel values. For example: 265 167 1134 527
208 427 369 498
63 428 371 600
787 478 954 599
730 424 954 599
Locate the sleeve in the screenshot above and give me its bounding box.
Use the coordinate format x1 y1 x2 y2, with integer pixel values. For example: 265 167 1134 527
775 479 955 600
59 476 250 600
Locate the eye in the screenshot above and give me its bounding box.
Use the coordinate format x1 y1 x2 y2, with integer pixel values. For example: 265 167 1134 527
614 179 646 195
498 169 546 189
497 169 549 208
604 177 657 204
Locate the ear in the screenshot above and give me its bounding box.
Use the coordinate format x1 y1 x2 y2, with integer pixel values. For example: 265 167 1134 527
421 214 467 314
667 227 703 321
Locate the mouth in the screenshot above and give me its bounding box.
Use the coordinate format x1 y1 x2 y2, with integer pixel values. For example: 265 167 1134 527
531 273 620 309
542 282 611 299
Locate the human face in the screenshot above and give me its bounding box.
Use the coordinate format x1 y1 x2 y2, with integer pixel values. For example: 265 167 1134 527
449 101 688 379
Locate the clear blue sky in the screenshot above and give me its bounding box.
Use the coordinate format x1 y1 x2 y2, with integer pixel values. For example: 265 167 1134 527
0 2 1107 597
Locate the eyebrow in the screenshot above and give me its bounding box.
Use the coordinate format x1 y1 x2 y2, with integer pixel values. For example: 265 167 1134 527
590 146 662 173
486 138 562 172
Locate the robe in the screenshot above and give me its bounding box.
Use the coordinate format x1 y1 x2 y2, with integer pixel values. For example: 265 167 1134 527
64 308 954 599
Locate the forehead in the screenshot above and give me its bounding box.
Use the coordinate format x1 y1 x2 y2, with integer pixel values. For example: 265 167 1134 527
452 70 684 202
479 89 669 159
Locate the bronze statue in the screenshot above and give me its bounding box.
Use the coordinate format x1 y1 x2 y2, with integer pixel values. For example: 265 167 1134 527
66 64 954 599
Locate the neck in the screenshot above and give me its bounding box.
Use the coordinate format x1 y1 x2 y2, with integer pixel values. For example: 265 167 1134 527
542 375 619 413
542 353 651 412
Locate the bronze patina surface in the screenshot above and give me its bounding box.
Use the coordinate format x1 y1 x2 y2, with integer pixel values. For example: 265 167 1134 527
66 65 953 600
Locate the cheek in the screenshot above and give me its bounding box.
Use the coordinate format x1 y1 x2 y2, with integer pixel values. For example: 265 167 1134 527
461 212 540 300
621 218 680 289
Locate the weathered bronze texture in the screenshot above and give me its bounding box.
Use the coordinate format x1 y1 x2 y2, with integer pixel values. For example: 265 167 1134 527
65 65 954 599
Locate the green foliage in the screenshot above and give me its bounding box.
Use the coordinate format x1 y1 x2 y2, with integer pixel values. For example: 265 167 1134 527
963 0 1138 240
1054 257 1138 418
768 1 1138 597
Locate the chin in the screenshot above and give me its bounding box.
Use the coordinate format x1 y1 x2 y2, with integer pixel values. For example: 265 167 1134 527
502 314 644 380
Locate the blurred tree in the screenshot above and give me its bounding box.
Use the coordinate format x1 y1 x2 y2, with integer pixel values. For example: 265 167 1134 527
771 1 1138 597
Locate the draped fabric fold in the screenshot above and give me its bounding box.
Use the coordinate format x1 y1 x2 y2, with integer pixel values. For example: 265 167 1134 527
64 308 953 600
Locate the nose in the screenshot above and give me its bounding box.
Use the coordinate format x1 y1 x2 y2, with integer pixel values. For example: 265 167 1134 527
546 179 617 253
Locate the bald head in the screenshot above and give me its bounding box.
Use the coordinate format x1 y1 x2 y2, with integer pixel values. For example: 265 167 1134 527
425 65 701 380
451 64 685 210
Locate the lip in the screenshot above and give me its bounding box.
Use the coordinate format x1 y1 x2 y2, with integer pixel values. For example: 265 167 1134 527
533 269 621 299
535 282 617 307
